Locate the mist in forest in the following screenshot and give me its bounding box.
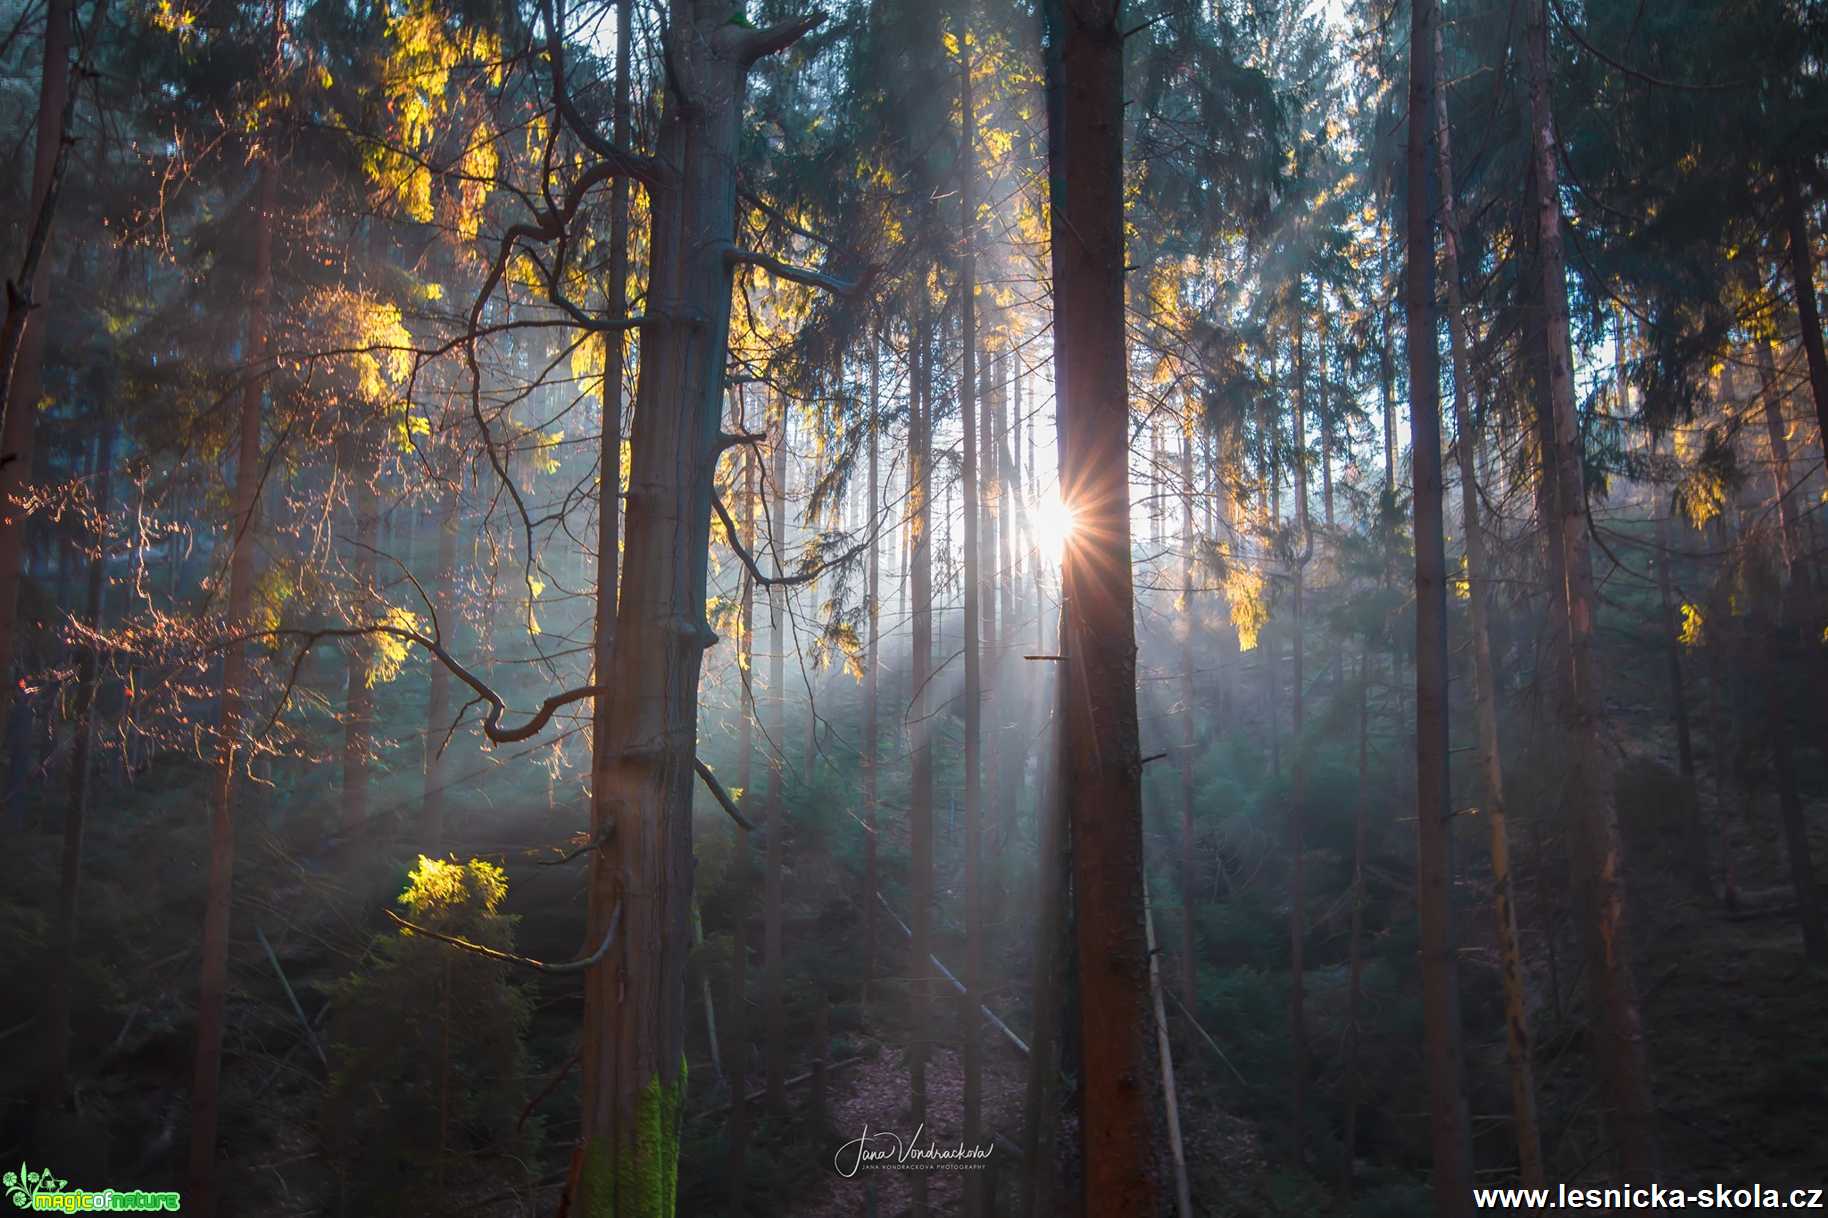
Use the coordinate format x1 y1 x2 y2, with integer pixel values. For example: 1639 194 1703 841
3 0 1827 1215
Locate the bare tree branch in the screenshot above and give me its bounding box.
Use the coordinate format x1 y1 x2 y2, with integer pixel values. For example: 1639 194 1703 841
254 624 603 744
711 492 874 589
384 900 622 975
694 758 754 830
731 10 827 66
536 823 615 866
539 0 663 184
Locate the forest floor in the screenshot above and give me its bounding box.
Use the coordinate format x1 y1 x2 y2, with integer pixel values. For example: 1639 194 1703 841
5 718 1827 1216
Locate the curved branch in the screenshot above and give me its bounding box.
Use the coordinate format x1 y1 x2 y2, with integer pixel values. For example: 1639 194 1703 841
384 901 621 974
1546 0 1744 92
694 758 754 830
725 246 876 297
711 492 874 589
716 429 768 453
732 11 827 66
536 823 615 866
260 625 604 744
540 0 662 184
739 187 834 249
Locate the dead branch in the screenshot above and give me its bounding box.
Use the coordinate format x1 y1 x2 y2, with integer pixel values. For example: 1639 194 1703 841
731 10 828 66
711 492 875 590
875 892 1029 1056
256 926 328 1069
694 758 755 830
538 0 662 185
384 900 621 975
691 1056 866 1120
256 624 603 745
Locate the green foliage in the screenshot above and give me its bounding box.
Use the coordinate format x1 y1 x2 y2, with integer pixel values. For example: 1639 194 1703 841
322 857 537 1211
575 1059 686 1218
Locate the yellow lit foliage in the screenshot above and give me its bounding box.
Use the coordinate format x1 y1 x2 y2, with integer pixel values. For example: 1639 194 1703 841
369 605 424 687
1673 425 1729 529
1678 603 1705 649
363 0 503 226
398 855 508 921
1223 555 1270 651
150 0 198 42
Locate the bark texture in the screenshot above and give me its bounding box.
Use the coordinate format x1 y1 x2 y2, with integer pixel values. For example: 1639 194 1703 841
573 8 824 1212
1526 0 1659 1179
1043 0 1161 1209
1407 2 1475 1209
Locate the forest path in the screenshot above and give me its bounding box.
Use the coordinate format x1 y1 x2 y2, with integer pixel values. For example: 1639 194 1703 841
791 1039 1029 1218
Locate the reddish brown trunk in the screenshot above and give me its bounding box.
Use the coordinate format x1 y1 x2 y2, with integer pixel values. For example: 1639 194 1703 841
1289 310 1313 1166
1043 0 1160 1209
1783 172 1828 447
0 0 71 823
1179 422 1198 1011
1527 0 1659 1179
573 9 823 1212
1021 605 1067 1218
1436 33 1545 1183
1407 1 1474 1209
909 300 935 1218
765 395 788 1112
1341 649 1370 1195
958 49 986 1212
863 342 880 1009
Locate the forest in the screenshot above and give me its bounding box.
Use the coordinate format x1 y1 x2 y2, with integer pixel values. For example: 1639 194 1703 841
2 0 1826 1213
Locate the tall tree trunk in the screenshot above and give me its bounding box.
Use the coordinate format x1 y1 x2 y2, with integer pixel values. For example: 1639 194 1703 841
1407 2 1474 1210
958 48 986 1215
1021 608 1067 1218
421 485 458 849
0 0 72 826
732 387 755 809
1755 337 1806 586
342 445 378 835
863 339 880 1012
189 148 276 1218
39 405 114 1113
1179 422 1198 1011
577 0 633 1197
1143 888 1193 1218
1435 36 1545 1186
1341 649 1369 1196
725 897 748 1215
1042 0 1160 1209
1288 309 1313 1166
1653 499 1710 898
590 0 630 849
1380 245 1397 495
572 9 824 1213
1526 0 1659 1179
909 300 935 1218
1782 171 1828 447
1521 152 1571 723
765 395 788 1112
